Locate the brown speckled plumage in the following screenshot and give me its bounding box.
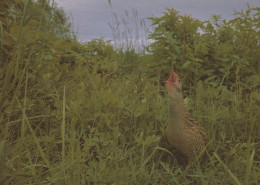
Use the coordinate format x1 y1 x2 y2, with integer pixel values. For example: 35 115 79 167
165 69 208 170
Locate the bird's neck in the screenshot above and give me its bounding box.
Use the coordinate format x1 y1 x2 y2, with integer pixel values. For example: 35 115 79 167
168 93 185 128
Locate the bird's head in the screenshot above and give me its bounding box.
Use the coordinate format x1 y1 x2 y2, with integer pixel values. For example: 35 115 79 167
165 69 182 98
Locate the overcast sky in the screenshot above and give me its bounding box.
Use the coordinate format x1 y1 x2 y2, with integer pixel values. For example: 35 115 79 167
55 0 259 43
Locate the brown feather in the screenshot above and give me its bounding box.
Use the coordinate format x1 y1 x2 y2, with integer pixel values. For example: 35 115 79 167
165 69 208 170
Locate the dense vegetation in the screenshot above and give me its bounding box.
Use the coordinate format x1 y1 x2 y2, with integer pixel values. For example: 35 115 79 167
0 0 259 184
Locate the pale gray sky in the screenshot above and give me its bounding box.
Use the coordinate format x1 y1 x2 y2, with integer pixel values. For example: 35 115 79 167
55 0 259 42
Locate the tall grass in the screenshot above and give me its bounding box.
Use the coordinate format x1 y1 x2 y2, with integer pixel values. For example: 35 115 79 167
108 4 151 52
0 1 259 185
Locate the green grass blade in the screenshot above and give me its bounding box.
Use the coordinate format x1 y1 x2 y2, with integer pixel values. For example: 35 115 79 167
15 95 51 168
214 152 242 185
61 85 66 163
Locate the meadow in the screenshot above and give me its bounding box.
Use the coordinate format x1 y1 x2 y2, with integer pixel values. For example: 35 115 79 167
0 1 259 184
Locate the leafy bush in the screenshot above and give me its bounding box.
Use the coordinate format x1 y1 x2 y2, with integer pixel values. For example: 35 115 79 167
147 8 260 92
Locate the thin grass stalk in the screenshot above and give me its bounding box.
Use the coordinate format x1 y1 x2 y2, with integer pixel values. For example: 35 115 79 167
245 122 255 185
245 147 255 185
15 95 51 168
25 176 67 185
7 0 47 120
213 152 242 185
61 85 66 163
37 0 48 65
7 115 49 126
156 146 174 158
21 70 28 138
15 0 30 74
0 140 5 156
50 0 56 33
220 62 232 86
0 20 3 61
37 0 47 32
0 0 30 116
16 0 30 46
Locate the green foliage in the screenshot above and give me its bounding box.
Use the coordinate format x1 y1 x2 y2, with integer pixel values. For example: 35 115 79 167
0 1 259 184
147 8 260 94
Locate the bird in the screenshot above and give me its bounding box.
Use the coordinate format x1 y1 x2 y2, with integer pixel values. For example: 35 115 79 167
165 69 208 171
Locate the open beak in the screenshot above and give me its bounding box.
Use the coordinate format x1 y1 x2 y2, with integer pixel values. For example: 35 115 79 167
165 69 177 84
164 80 171 84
